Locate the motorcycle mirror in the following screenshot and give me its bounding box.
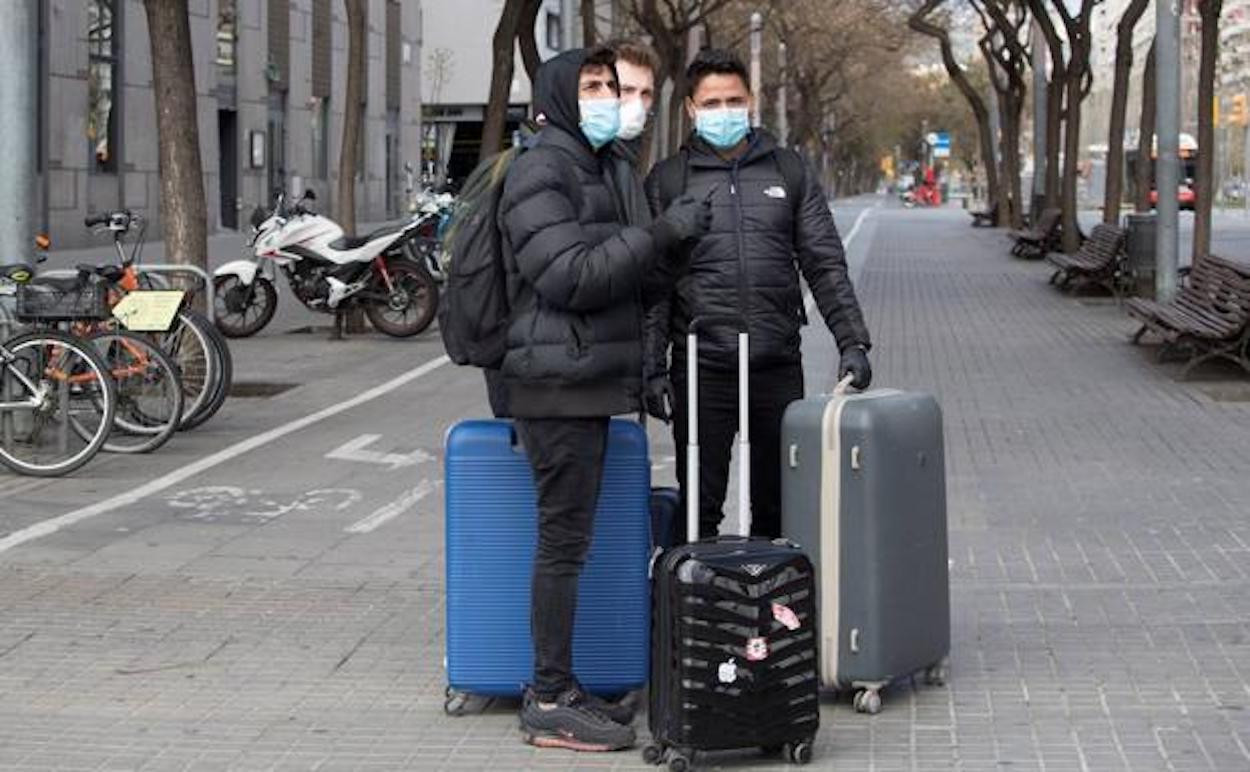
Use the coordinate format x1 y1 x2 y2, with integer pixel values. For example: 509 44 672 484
304 189 317 202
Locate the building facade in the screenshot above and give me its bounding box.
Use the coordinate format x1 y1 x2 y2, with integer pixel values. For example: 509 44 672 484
419 0 619 184
35 0 423 250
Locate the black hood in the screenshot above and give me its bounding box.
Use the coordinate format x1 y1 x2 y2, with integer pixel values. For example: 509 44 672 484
533 48 618 151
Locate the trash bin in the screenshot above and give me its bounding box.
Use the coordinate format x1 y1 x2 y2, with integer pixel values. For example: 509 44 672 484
1124 213 1156 297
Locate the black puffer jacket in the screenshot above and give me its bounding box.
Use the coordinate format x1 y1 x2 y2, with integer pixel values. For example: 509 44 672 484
497 49 659 418
644 132 871 373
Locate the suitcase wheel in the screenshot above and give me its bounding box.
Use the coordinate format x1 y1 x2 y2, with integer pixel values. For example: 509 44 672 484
924 660 950 687
641 743 665 766
784 741 814 765
443 686 477 717
666 751 692 772
852 688 883 715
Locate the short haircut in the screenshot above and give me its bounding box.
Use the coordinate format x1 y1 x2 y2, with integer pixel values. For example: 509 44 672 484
686 47 750 97
608 38 660 76
579 45 620 94
582 44 617 72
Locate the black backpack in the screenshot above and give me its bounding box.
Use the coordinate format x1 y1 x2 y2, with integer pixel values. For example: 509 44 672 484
438 139 585 369
437 148 523 368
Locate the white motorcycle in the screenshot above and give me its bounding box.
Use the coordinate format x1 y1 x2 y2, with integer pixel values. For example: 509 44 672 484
212 189 438 338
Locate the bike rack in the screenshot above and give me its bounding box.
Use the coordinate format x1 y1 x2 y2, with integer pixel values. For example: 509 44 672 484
40 264 215 324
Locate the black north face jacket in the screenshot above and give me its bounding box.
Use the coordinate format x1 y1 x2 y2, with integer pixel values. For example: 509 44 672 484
644 132 871 374
497 49 661 417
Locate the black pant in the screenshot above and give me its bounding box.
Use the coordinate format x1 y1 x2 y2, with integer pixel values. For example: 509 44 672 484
672 363 804 540
515 416 610 701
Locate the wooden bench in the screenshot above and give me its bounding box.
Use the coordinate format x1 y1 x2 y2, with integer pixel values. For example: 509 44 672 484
1125 254 1250 378
1046 224 1126 296
970 204 998 228
1008 208 1061 259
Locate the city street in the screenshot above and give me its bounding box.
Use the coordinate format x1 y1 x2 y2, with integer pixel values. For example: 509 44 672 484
2 198 1248 770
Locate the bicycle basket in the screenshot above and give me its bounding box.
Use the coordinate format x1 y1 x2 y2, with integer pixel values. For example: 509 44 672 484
15 276 111 322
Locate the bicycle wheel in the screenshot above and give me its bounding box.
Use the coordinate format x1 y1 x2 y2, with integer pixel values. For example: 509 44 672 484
153 309 217 429
176 309 232 431
0 330 115 477
85 329 184 454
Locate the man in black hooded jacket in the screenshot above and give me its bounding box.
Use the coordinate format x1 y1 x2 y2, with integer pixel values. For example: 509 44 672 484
498 46 710 752
644 48 872 541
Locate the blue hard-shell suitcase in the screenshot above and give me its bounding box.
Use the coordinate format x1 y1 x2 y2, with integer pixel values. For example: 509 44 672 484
443 418 651 709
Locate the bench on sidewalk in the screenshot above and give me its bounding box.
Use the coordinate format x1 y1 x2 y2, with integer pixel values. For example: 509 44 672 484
969 204 998 228
1046 224 1127 297
1008 208 1061 259
1125 254 1250 378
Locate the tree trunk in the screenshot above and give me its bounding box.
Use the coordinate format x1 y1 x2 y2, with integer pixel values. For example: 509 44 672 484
336 0 368 335
337 0 366 236
1136 40 1157 213
1027 0 1066 211
665 66 688 158
908 3 1000 218
143 0 207 276
482 0 526 163
1002 93 1025 229
518 0 542 83
1105 0 1150 224
1194 0 1222 261
1060 64 1085 252
581 0 597 46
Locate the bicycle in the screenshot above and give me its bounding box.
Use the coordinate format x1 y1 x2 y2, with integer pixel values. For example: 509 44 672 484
0 270 116 477
81 211 232 430
5 241 185 455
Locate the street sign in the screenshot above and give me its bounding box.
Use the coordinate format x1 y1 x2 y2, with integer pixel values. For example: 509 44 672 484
933 131 952 159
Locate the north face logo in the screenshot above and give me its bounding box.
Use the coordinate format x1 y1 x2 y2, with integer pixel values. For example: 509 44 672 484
742 563 768 577
764 186 787 199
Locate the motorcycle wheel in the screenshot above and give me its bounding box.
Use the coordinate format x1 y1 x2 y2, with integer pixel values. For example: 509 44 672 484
213 275 277 338
365 258 438 337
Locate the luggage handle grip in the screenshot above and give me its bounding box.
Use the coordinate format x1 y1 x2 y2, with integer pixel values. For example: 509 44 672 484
833 374 855 396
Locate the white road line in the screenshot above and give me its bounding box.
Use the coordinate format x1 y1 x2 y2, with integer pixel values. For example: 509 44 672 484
345 479 436 534
0 355 451 556
325 433 434 470
805 203 874 316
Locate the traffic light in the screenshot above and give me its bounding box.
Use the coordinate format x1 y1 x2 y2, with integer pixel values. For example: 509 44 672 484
1229 94 1248 127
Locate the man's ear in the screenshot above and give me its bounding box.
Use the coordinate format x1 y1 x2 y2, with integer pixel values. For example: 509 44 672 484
685 97 697 123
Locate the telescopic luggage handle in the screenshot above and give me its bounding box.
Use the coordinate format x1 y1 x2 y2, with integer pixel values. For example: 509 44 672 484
685 314 752 544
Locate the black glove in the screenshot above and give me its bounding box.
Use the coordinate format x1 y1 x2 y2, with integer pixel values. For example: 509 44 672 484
652 194 712 254
643 373 676 423
838 345 872 390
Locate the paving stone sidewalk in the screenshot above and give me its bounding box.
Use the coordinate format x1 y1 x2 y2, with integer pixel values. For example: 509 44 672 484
2 204 1249 771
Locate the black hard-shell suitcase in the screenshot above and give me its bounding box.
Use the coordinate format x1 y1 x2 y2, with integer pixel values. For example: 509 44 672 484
644 318 820 770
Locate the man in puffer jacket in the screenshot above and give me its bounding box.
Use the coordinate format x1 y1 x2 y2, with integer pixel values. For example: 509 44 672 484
644 48 872 541
498 46 710 752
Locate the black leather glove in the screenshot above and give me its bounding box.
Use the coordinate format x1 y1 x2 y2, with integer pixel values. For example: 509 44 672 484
643 373 676 423
652 195 712 254
838 345 872 390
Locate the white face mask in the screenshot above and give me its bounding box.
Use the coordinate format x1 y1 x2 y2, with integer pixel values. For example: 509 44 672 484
617 98 648 141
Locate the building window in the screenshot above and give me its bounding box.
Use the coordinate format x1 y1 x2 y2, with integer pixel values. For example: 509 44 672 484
217 0 236 70
546 11 561 50
87 0 117 173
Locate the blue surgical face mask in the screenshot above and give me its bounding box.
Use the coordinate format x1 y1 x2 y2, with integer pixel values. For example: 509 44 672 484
695 107 751 150
579 98 621 149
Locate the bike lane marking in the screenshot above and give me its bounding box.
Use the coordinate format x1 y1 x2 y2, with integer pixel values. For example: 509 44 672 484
0 355 451 556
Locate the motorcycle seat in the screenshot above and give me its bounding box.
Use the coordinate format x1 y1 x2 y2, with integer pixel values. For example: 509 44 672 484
328 222 408 252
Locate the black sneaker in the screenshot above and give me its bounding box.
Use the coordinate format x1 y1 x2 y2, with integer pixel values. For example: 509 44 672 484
520 688 637 752
572 681 638 726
